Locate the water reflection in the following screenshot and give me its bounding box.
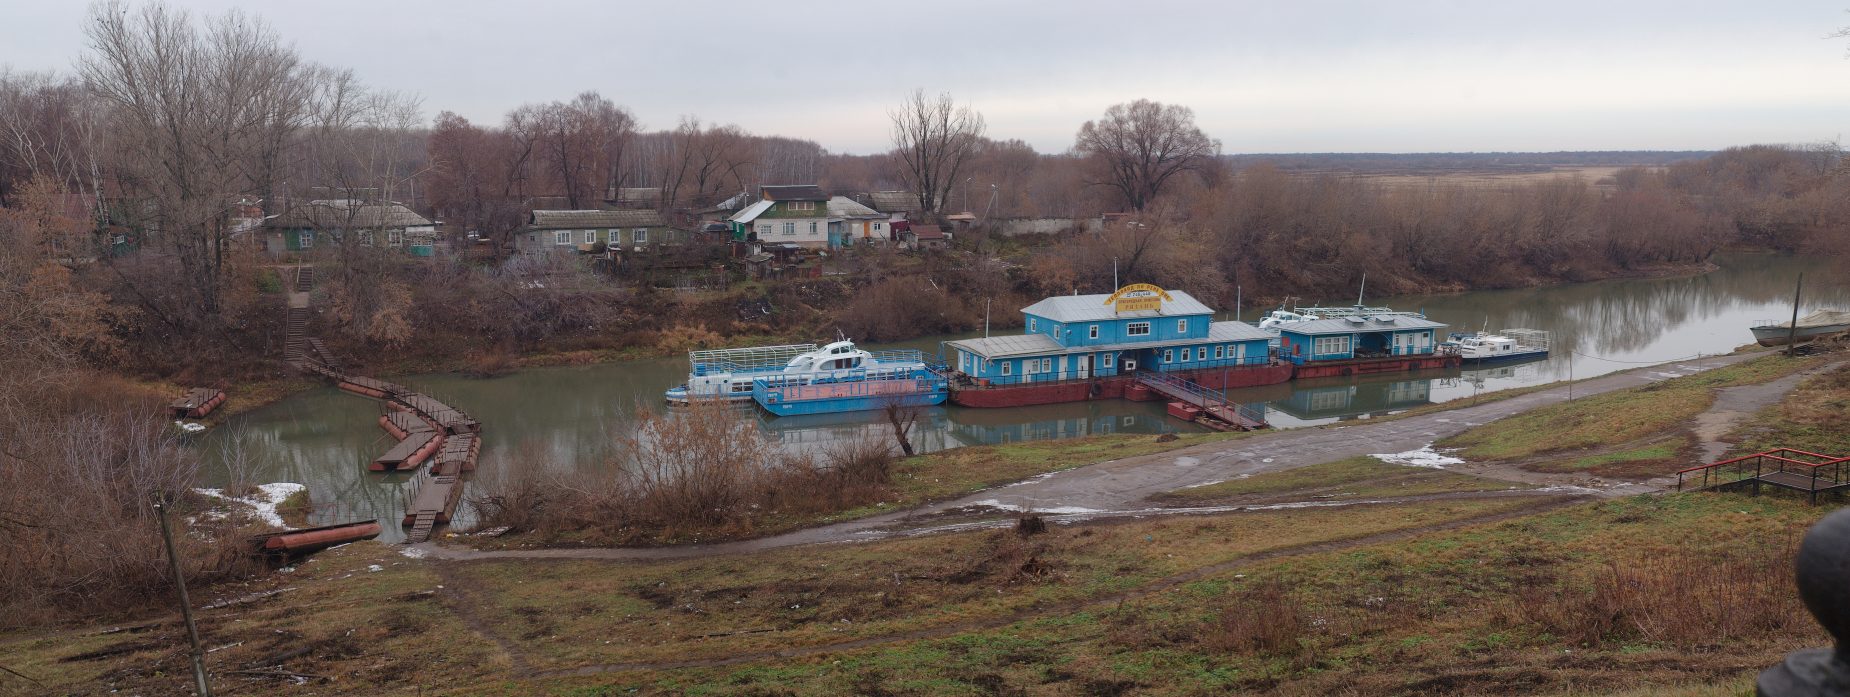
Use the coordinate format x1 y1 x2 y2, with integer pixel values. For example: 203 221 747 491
198 253 1847 538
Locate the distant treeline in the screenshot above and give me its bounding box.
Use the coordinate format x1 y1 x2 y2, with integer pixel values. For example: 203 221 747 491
1223 151 1718 173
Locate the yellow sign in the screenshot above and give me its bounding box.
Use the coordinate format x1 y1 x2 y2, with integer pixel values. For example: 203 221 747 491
1103 283 1172 314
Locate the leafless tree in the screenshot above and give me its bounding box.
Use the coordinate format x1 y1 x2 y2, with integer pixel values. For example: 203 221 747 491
80 1 329 317
1074 99 1220 211
890 90 986 215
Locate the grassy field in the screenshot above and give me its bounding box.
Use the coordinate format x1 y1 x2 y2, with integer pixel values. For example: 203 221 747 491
1440 353 1825 464
1730 363 1850 458
14 490 1820 695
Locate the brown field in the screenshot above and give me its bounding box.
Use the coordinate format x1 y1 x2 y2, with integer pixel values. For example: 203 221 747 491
1315 165 1634 190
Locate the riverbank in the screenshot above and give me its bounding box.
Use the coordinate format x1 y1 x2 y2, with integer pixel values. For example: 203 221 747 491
9 343 1846 694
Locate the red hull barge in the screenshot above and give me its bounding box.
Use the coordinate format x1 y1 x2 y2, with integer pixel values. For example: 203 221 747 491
950 363 1294 408
251 520 382 556
1291 354 1461 379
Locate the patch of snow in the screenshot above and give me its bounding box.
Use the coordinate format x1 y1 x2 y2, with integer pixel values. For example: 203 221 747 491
967 499 1102 515
1182 479 1225 489
399 546 430 559
174 420 207 433
367 564 384 572
1175 456 1200 467
1261 458 1274 463
193 482 306 527
1372 445 1464 469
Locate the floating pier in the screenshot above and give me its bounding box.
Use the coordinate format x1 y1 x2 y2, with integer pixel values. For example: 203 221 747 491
285 265 479 543
1135 371 1267 431
168 387 226 419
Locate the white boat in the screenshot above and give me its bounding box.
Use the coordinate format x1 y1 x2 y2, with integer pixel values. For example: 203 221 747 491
1751 311 1850 347
664 340 931 405
1257 309 1321 333
1444 328 1550 363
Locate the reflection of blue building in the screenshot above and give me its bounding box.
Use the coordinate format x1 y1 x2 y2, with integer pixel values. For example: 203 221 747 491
947 284 1274 385
1270 377 1434 421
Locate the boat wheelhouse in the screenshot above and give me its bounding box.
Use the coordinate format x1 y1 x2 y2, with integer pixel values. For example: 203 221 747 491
946 284 1291 408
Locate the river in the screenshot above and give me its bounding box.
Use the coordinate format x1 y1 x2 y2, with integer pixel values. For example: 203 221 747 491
198 253 1849 539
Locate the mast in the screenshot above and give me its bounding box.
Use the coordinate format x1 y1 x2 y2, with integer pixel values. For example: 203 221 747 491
1356 272 1367 308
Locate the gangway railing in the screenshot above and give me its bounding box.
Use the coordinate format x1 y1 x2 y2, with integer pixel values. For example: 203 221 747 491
1293 306 1426 319
688 343 818 376
1136 370 1267 429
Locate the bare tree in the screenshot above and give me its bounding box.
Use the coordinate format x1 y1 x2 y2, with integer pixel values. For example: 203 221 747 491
1074 99 1220 211
890 90 985 215
80 1 327 317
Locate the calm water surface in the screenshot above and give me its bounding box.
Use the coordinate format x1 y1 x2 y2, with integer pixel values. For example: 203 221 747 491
199 253 1849 538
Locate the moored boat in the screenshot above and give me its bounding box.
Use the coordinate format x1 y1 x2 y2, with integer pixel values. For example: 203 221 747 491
1751 311 1850 347
1444 328 1551 363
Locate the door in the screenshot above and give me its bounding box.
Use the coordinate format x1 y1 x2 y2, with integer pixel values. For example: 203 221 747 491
1077 355 1091 380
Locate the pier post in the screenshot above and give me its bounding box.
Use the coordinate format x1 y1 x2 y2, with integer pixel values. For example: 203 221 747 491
1758 507 1850 695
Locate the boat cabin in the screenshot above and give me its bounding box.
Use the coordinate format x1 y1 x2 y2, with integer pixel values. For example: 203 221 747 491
1276 315 1445 364
946 284 1274 385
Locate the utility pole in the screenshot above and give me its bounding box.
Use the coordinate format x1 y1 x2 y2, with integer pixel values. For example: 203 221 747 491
155 499 212 697
984 298 991 339
1786 273 1804 358
1235 285 1242 323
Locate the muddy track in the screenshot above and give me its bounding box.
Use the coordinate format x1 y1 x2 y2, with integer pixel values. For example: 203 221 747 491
523 493 1587 679
435 562 533 676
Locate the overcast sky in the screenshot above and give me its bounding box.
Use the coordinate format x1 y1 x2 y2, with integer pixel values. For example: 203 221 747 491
3 0 1849 155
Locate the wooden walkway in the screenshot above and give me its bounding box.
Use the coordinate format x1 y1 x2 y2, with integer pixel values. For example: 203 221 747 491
1677 448 1850 504
1137 371 1268 431
282 264 480 543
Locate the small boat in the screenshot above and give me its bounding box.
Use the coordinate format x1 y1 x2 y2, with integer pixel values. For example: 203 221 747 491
1257 309 1321 333
1444 328 1551 363
1751 311 1850 347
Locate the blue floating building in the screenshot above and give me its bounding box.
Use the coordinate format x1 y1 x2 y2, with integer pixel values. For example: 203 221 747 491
945 285 1288 407
1275 314 1456 378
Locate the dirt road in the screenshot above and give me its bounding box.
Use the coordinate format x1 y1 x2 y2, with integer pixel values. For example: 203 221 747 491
420 354 1776 562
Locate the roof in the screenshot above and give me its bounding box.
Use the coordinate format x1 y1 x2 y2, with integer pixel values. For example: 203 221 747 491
945 212 978 222
266 200 431 230
1279 315 1447 336
1209 321 1275 342
865 191 922 213
528 209 666 229
728 200 776 224
911 225 946 240
760 185 826 201
1021 290 1215 323
826 196 880 218
945 334 1064 359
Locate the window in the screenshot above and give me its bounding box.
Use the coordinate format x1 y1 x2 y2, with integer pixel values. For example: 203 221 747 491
1103 354 1114 368
808 221 818 234
758 223 772 237
786 200 815 211
1314 336 1351 356
1001 361 1012 376
583 230 596 245
1126 322 1151 337
1088 325 1099 339
1214 345 1224 359
1178 319 1188 333
730 381 753 393
873 222 883 231
299 230 314 248
1029 319 1037 332
634 228 647 244
389 230 405 246
359 231 375 246
1041 358 1052 373
609 229 621 244
1163 349 1174 363
555 231 573 245
783 222 796 236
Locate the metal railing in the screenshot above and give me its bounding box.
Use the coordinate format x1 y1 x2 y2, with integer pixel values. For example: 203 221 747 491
1135 370 1268 427
1677 448 1850 502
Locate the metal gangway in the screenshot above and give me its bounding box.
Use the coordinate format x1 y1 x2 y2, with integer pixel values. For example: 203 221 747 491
1136 371 1268 431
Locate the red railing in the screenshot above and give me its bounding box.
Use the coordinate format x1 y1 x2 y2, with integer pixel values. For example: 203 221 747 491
1677 448 1850 494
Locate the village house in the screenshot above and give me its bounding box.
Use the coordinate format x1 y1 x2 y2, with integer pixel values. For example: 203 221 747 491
515 209 686 256
262 200 437 256
727 185 830 249
900 224 949 250
860 190 922 218
826 196 889 246
947 285 1274 385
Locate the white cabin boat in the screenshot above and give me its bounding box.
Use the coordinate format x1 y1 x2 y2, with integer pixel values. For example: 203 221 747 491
1751 311 1850 347
665 340 931 405
1445 328 1550 364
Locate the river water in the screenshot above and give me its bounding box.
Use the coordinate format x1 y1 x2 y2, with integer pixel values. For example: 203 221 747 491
198 253 1849 539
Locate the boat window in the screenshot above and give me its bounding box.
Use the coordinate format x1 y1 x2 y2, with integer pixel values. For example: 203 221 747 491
1089 325 1098 339
1178 319 1188 333
1029 319 1037 332
1103 354 1115 368
1163 349 1174 363
1127 322 1151 337
1001 362 1012 376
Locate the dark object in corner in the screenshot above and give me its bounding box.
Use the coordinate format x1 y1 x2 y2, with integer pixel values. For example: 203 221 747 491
1758 507 1850 695
1016 515 1046 537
